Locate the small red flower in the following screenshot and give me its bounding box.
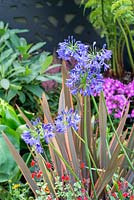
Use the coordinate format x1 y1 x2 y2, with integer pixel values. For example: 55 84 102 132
46 162 52 169
36 170 42 178
122 192 129 198
80 162 85 169
30 160 36 167
31 172 36 179
130 195 134 200
111 192 117 198
61 175 70 181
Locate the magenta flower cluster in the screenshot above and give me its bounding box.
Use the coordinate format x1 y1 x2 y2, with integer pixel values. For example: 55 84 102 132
22 109 80 153
57 36 112 96
103 78 134 118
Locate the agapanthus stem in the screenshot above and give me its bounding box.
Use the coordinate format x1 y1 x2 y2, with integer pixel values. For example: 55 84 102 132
84 96 97 199
50 143 79 181
91 96 99 115
73 129 100 177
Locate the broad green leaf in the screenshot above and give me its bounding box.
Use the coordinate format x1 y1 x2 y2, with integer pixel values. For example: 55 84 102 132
2 53 18 74
25 85 44 98
0 135 19 182
28 42 46 53
44 74 62 83
0 21 5 29
36 75 50 82
18 91 26 103
10 83 22 90
0 125 20 144
40 55 53 73
0 32 9 45
9 33 20 47
6 89 18 102
10 29 29 34
19 37 27 47
0 48 13 62
0 127 20 182
8 67 26 78
0 98 21 129
0 79 10 90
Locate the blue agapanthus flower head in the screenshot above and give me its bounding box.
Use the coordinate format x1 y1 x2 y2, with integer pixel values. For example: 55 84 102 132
21 118 55 153
22 129 43 153
57 36 89 61
42 123 55 143
55 108 80 133
57 36 112 96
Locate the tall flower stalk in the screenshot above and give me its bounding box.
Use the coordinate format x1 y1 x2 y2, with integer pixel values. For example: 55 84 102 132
2 36 134 200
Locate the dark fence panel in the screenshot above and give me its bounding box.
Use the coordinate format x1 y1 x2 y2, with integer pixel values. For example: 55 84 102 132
0 0 104 52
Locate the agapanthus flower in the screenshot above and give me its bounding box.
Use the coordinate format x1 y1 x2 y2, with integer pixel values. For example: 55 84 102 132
22 118 55 153
42 123 55 143
66 59 104 96
55 108 80 133
57 37 112 96
22 130 43 153
96 44 112 71
57 36 89 61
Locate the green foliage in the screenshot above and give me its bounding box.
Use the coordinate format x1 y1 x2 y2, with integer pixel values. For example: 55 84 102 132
82 0 134 75
0 98 21 182
0 135 19 182
0 21 57 112
111 0 134 23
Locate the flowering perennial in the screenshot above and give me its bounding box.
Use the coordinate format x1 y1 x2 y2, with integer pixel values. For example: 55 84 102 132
21 109 80 153
55 108 80 133
103 78 134 118
57 36 112 96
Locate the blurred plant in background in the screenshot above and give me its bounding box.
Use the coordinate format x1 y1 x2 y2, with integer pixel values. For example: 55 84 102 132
2 37 134 199
0 21 61 112
81 0 134 77
103 78 134 120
